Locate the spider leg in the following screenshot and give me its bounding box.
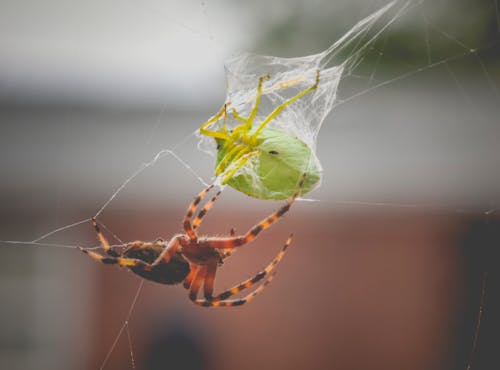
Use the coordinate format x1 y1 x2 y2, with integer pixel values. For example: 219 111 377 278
250 70 320 144
91 218 120 257
183 184 214 240
192 190 222 230
203 261 218 299
192 234 292 307
183 264 197 289
202 175 304 249
151 236 182 266
188 266 207 301
196 274 277 307
79 248 152 269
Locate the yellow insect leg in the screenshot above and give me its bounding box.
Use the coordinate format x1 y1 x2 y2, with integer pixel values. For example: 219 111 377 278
245 74 270 133
215 144 249 176
230 74 270 142
232 108 247 123
200 104 231 141
250 70 320 145
222 150 259 185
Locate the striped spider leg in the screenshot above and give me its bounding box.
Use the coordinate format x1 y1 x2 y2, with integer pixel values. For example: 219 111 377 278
190 234 293 307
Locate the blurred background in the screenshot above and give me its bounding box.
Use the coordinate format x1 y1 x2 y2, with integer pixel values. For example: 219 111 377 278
1 0 500 369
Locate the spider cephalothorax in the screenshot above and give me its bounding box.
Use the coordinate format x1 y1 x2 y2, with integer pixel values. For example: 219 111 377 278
80 176 304 307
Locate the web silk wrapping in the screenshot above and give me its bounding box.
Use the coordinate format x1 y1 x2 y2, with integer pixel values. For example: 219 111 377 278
197 1 410 199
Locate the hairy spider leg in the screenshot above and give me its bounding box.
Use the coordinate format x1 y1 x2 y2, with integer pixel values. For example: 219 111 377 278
153 182 218 265
82 220 157 268
79 248 152 269
192 190 222 230
202 174 304 250
250 70 320 145
188 266 207 301
193 234 292 307
91 218 119 257
183 184 215 240
203 261 218 299
183 264 197 289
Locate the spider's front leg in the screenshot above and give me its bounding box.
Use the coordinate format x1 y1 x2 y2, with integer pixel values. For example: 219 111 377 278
156 181 225 266
192 189 222 230
79 248 152 269
183 184 214 240
80 218 154 269
91 218 120 257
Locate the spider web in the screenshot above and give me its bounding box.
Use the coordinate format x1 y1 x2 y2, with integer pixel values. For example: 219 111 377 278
0 0 499 369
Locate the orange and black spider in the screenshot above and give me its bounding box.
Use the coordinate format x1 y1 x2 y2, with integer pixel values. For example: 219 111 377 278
79 178 303 307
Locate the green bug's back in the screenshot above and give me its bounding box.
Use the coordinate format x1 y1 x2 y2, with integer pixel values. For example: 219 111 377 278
216 127 321 200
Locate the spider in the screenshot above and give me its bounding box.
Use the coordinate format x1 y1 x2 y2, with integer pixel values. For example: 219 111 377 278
79 177 304 307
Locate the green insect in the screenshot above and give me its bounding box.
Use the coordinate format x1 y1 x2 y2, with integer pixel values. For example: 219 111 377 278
200 72 321 200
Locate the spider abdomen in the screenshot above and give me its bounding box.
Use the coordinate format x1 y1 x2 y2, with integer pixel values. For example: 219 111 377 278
124 243 190 285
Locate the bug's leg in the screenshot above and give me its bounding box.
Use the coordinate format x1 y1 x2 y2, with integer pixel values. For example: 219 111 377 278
188 266 207 301
193 234 292 307
79 248 152 269
242 74 270 137
221 150 259 185
91 218 120 257
203 261 218 299
247 74 270 124
183 184 214 240
199 104 231 141
222 103 229 133
250 70 320 144
231 108 247 123
204 174 304 249
215 144 250 176
230 74 270 141
192 190 222 230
